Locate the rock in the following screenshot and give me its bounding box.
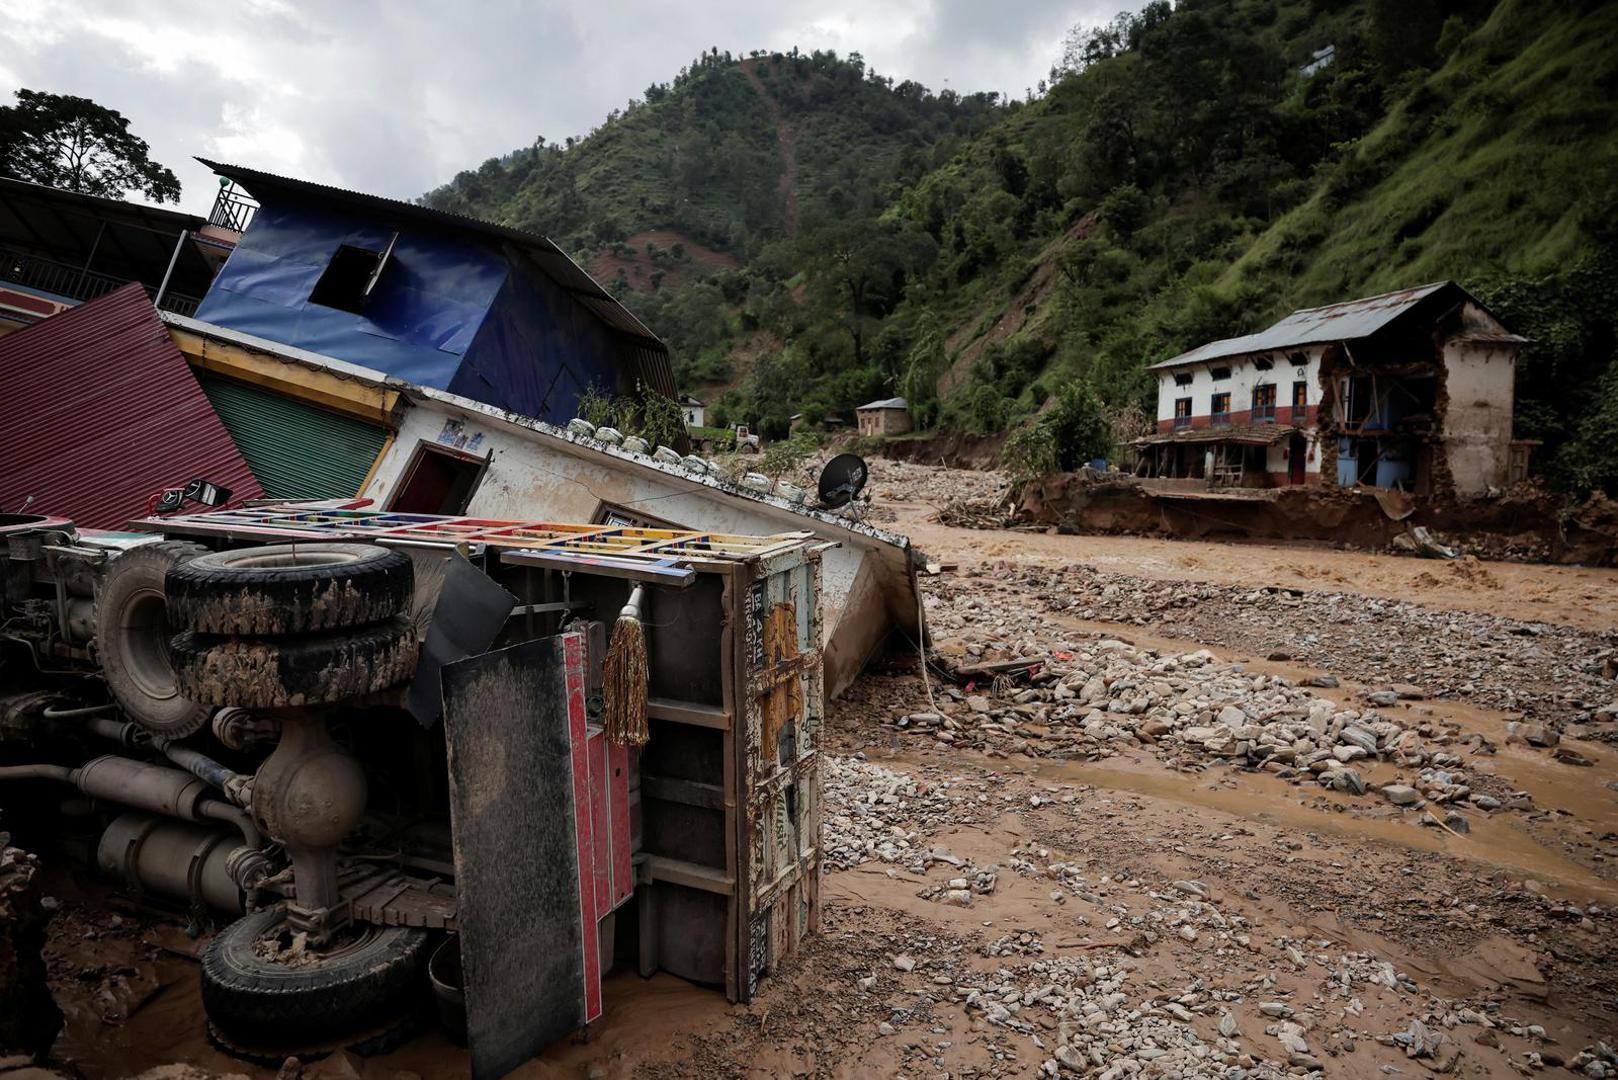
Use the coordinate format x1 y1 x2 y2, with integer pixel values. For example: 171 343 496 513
1390 683 1429 699
1517 722 1559 747
1365 690 1400 707
1305 674 1340 688
1219 1012 1240 1038
1217 705 1247 726
1472 794 1502 810
1258 1002 1293 1018
1330 769 1368 795
1178 925 1198 942
1444 811 1471 834
1553 746 1594 766
1382 784 1420 806
858 975 877 991
1339 725 1379 754
878 1022 897 1036
893 954 916 972
967 695 993 714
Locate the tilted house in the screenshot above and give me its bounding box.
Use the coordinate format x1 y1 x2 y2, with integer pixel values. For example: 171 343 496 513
1139 282 1529 497
191 160 675 427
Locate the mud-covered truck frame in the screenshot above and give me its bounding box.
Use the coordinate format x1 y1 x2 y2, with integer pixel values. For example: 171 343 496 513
0 505 826 1076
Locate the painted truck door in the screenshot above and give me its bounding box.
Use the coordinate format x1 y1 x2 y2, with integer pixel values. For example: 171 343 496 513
442 632 603 1080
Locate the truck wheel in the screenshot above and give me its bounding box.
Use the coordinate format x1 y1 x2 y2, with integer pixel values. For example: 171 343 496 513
95 540 213 737
170 617 419 708
166 543 413 636
201 908 430 1045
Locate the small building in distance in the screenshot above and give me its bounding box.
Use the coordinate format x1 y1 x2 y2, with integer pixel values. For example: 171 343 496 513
855 397 912 437
679 394 706 428
1138 282 1528 497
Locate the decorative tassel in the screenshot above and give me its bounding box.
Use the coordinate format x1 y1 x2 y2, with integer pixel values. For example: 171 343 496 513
603 583 649 746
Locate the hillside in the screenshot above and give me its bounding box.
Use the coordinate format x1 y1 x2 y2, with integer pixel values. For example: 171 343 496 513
427 0 1618 494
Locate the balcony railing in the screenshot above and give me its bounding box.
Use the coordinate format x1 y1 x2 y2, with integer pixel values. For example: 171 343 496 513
1173 414 1192 429
208 182 258 233
1 245 201 316
1211 411 1231 427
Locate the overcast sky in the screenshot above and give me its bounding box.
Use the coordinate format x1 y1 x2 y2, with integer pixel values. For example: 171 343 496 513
0 0 1118 217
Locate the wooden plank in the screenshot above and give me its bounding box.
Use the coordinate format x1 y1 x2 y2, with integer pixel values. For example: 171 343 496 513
643 854 734 895
642 773 725 811
647 696 731 731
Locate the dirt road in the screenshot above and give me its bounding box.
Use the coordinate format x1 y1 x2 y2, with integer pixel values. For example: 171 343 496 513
35 463 1618 1079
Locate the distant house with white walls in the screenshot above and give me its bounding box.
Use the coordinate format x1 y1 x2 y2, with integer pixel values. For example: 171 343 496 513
679 394 706 428
1136 282 1531 496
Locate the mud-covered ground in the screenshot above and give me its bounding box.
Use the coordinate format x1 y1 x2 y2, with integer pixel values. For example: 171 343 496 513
20 462 1618 1080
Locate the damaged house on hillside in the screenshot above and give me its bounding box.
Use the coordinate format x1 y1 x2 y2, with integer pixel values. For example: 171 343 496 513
1136 281 1531 497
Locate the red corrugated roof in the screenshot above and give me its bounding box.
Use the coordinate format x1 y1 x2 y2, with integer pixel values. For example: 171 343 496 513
0 284 263 528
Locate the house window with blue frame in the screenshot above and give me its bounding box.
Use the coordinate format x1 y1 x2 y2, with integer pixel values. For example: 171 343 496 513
1252 383 1277 422
1174 397 1193 428
1211 392 1231 426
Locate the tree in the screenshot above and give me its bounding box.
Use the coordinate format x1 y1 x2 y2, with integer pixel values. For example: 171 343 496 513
0 89 180 202
804 218 937 368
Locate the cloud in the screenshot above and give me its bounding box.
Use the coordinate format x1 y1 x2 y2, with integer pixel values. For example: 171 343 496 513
1 0 1120 216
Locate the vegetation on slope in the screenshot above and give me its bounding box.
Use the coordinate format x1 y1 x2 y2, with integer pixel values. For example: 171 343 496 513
428 0 1618 494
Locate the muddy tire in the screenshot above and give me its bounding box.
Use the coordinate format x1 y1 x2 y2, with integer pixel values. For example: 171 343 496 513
170 617 419 708
166 543 413 636
95 540 213 737
201 908 430 1045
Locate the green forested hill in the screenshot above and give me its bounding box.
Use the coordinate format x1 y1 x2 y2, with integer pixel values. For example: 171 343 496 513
426 0 1618 493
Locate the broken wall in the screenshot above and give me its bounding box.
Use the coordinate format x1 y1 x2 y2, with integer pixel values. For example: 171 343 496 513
1440 340 1517 496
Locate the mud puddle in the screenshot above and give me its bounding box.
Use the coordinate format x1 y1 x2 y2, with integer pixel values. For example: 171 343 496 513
881 747 1618 902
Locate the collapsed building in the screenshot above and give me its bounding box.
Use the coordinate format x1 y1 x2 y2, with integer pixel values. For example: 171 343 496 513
0 162 921 697
0 161 890 1073
1138 282 1531 497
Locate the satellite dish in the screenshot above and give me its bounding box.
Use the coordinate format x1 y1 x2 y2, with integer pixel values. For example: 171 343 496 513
817 454 869 510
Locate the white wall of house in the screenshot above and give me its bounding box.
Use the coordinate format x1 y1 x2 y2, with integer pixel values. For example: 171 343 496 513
683 403 706 427
1153 347 1323 426
1440 340 1517 495
363 393 918 695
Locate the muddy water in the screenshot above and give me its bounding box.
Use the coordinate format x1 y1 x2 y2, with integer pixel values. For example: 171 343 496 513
1030 613 1618 895
947 750 1618 901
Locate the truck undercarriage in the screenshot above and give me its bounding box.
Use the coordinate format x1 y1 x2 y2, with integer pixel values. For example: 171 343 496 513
0 505 825 1077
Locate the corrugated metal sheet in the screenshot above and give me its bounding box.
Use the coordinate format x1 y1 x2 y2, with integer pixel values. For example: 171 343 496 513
197 372 387 499
857 397 909 411
0 283 263 528
1152 282 1462 370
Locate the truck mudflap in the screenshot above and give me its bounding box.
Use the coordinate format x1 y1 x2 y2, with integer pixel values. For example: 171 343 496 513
442 632 626 1080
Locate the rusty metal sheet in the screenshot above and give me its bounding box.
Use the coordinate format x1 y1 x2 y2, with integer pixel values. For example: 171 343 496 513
442 634 589 1080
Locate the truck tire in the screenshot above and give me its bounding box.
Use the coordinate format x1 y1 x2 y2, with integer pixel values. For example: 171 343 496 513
170 617 419 708
166 543 413 636
95 540 213 737
201 908 430 1045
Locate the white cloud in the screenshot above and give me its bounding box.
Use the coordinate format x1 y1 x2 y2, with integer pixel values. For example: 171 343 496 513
2 0 1121 216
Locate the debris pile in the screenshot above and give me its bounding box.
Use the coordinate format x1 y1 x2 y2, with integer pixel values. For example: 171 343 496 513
889 631 1533 817
928 563 1617 734
0 837 63 1058
820 755 976 871
936 496 1015 530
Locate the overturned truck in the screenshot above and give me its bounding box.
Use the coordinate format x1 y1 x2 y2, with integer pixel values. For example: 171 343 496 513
0 505 825 1076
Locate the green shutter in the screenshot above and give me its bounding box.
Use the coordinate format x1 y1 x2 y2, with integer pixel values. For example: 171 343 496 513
199 373 388 500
